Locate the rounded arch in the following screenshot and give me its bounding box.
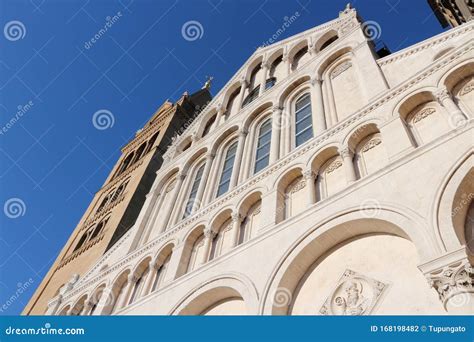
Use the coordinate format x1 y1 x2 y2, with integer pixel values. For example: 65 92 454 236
57 304 71 316
273 164 305 191
437 59 474 91
314 29 339 52
344 121 382 151
154 166 181 194
210 125 239 155
182 147 208 175
131 254 153 277
237 189 264 215
153 241 175 264
210 207 234 232
276 75 311 107
260 206 441 314
433 151 474 252
242 101 273 130
288 39 309 62
314 43 357 78
307 143 340 171
70 293 88 315
221 81 242 110
393 88 439 119
169 273 259 315
176 136 193 154
196 107 219 139
267 47 284 65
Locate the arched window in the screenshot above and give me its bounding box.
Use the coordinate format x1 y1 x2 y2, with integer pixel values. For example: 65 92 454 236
294 93 313 147
117 152 134 176
202 115 217 137
89 219 107 240
111 282 126 313
129 269 147 305
242 86 260 108
111 181 127 202
133 142 147 163
216 142 238 197
183 163 206 218
97 192 113 212
187 233 205 272
74 232 88 252
319 35 338 51
145 132 160 154
253 119 272 174
292 46 309 70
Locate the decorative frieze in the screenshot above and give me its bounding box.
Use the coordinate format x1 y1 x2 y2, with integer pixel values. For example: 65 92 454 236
412 108 436 123
331 61 352 79
459 78 474 96
326 160 343 173
361 138 382 152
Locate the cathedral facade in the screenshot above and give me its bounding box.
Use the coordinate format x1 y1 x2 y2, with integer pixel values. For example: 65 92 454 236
39 6 473 316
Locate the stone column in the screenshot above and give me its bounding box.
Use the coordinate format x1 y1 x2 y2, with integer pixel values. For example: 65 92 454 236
81 300 94 316
231 212 242 247
116 274 136 310
45 295 63 315
304 170 316 207
436 88 467 129
270 106 282 164
422 251 474 314
142 259 156 296
201 228 216 265
94 287 114 316
340 148 357 183
310 76 327 136
163 173 187 229
230 129 248 189
194 153 215 210
237 79 249 110
282 53 291 78
214 103 225 127
259 62 269 96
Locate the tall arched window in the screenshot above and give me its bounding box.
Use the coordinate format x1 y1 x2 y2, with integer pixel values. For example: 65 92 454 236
253 119 272 174
145 132 159 154
216 142 237 197
183 163 205 218
202 115 216 137
294 93 313 147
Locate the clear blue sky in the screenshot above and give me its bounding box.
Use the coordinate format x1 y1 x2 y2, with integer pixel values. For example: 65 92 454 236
0 0 445 315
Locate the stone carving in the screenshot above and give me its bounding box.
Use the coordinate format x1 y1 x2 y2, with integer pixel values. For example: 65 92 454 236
331 61 352 79
361 138 382 152
326 159 343 173
426 260 474 305
289 178 306 194
320 269 387 315
165 179 177 193
459 79 474 96
412 107 436 123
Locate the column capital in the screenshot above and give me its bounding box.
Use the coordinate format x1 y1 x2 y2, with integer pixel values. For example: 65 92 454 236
272 105 283 112
426 259 473 306
127 273 138 284
238 128 249 137
340 147 354 158
204 227 216 239
435 87 451 103
177 172 186 181
310 75 322 86
303 170 316 180
261 60 270 70
206 152 216 161
239 77 249 88
231 212 241 222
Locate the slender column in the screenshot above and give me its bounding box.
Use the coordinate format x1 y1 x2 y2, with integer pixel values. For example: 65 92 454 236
310 76 327 135
202 154 220 205
259 62 269 96
94 287 114 316
201 228 216 265
326 79 338 126
240 126 255 181
214 103 225 127
231 212 242 247
194 153 215 210
304 170 316 207
282 53 291 77
230 129 248 189
340 148 357 183
270 106 282 164
81 301 94 316
164 173 187 228
237 79 249 110
142 259 157 296
436 88 467 129
117 274 136 310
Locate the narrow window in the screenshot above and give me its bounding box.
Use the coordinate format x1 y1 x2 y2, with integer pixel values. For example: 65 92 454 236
254 119 272 174
183 163 205 218
216 142 237 197
295 93 313 147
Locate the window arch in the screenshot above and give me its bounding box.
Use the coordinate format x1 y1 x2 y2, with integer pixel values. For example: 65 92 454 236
187 233 205 273
202 115 216 137
133 142 147 163
145 132 160 154
319 35 338 51
239 200 261 245
292 46 309 70
117 152 134 176
183 162 206 218
129 268 148 305
253 118 272 174
111 181 128 202
216 141 238 197
294 93 313 147
354 132 388 178
151 253 171 292
73 232 88 252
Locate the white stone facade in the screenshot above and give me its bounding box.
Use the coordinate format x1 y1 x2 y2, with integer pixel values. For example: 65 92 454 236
47 8 474 316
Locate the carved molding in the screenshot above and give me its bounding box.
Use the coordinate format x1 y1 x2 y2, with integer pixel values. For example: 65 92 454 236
326 160 343 173
459 78 474 96
361 138 382 152
331 61 352 79
412 107 436 123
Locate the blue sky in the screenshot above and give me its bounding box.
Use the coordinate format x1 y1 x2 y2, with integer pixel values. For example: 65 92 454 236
0 0 445 315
